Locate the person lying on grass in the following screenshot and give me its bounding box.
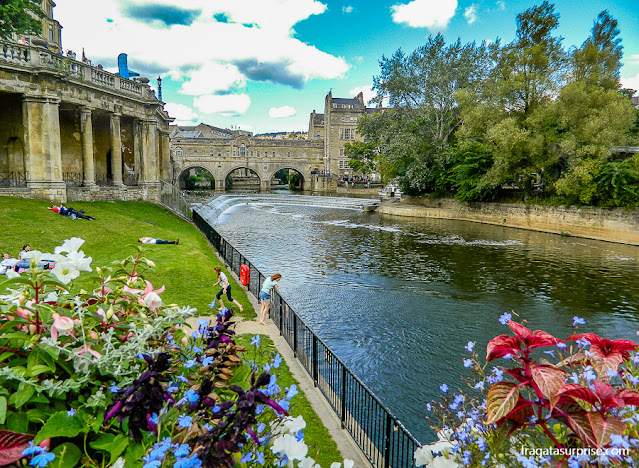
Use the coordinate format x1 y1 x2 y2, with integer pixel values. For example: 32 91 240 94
138 237 179 245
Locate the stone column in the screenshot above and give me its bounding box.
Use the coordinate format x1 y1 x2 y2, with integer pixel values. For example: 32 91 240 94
79 106 96 187
22 94 66 202
214 177 226 190
132 119 142 183
140 119 158 183
110 112 123 186
158 130 170 181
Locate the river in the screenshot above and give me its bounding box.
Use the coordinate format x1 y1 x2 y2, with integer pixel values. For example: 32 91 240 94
212 199 639 442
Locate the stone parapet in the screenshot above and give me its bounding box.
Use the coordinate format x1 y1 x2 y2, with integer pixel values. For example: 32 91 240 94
378 197 639 246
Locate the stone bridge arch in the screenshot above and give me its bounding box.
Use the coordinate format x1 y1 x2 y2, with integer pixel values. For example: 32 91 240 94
177 165 216 190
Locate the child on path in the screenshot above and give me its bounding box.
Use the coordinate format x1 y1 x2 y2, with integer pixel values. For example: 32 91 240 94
213 266 243 312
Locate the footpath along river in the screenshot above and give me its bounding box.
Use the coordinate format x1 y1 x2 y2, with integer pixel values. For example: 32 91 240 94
212 200 639 442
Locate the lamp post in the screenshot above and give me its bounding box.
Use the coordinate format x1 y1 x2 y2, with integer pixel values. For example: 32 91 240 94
157 76 163 101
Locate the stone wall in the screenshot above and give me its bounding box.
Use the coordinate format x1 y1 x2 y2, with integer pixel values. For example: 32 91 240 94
378 197 639 246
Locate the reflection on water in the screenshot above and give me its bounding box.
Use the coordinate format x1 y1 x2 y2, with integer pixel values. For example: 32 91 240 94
214 202 639 441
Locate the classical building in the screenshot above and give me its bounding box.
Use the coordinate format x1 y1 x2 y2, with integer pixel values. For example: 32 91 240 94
0 3 171 203
309 91 382 179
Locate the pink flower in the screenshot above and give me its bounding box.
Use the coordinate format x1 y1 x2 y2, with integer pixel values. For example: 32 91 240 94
51 313 75 342
143 292 162 312
74 344 101 359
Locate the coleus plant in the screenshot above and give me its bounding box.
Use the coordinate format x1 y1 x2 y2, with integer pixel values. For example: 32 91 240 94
485 320 639 462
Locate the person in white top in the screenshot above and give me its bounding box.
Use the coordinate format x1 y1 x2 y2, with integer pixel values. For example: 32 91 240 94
213 266 243 312
259 274 281 326
138 237 179 245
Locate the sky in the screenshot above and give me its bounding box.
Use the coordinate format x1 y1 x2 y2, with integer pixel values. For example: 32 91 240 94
54 0 639 134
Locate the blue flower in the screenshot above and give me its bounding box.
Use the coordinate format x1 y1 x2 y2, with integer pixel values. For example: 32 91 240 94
463 359 473 368
177 414 193 428
426 403 432 411
278 399 290 411
173 443 190 458
202 356 214 367
109 383 119 393
453 394 464 405
184 359 197 369
198 318 209 328
557 342 567 350
240 453 253 463
286 384 298 400
173 456 202 468
191 331 199 338
256 451 265 465
184 389 199 403
251 335 261 346
30 451 55 467
177 374 189 383
208 300 217 309
167 383 179 393
576 338 591 348
273 354 282 368
465 341 475 352
499 313 512 325
66 408 77 417
474 381 485 390
263 362 273 372
22 442 44 457
149 413 159 425
573 316 586 326
543 350 555 358
440 383 449 393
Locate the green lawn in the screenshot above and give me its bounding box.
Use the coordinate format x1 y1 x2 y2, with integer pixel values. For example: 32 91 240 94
0 196 345 465
0 196 253 319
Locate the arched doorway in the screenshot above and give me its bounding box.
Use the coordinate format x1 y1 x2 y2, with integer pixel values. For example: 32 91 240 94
272 168 305 191
225 167 260 191
178 167 215 190
1 137 25 186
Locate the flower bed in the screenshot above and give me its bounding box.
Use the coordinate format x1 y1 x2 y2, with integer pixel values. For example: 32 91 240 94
415 314 639 467
0 239 352 468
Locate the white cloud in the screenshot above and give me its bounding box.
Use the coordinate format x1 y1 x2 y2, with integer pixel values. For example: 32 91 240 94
343 5 354 13
391 0 457 29
164 102 198 125
269 106 297 118
349 85 390 107
621 74 639 95
496 1 506 11
193 94 251 116
54 0 349 117
464 5 478 24
627 54 639 66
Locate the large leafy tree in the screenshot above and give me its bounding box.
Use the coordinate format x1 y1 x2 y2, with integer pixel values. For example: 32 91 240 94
364 34 492 193
0 0 44 40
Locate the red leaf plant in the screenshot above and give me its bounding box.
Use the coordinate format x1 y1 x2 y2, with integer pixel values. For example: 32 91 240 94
485 320 639 465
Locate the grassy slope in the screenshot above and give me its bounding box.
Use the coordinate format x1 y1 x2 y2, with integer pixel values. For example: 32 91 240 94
0 197 252 319
0 196 344 465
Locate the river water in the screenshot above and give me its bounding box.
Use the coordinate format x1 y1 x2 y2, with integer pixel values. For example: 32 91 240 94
213 200 639 442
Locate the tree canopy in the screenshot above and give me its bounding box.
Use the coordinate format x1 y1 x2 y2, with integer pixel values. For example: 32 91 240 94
0 0 44 40
361 2 639 207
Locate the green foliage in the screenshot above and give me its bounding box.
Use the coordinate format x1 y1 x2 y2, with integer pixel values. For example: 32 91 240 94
343 140 377 174
592 158 639 207
0 0 44 40
448 143 498 201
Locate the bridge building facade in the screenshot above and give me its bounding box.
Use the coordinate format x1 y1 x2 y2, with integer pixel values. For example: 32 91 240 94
170 133 324 191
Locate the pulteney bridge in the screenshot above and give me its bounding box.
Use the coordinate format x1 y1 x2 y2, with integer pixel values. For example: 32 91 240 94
170 134 326 191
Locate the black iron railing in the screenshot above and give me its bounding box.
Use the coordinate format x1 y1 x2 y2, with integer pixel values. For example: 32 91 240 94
192 209 421 468
0 172 27 187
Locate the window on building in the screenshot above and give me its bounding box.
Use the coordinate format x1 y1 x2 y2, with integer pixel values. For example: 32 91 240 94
339 147 345 157
287 151 291 157
48 24 54 41
257 151 260 157
339 160 349 169
226 151 230 157
175 149 183 156
239 145 246 156
218 152 222 157
272 152 276 157
194 150 197 154
339 128 355 140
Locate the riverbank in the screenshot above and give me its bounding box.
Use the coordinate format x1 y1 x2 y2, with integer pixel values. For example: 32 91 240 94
378 196 639 246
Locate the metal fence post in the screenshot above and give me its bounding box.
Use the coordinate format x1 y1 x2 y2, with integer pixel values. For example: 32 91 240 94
341 365 347 428
384 413 392 468
293 315 298 358
312 334 318 386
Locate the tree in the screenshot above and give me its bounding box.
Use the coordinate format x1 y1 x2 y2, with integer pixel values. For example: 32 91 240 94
343 141 377 175
571 10 623 89
0 0 44 40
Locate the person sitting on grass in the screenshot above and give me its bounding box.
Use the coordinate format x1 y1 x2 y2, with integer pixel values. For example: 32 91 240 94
1 252 53 274
213 266 243 312
48 205 95 220
138 237 179 245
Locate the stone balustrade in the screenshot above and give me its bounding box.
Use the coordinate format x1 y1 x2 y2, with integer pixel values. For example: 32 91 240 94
0 40 150 100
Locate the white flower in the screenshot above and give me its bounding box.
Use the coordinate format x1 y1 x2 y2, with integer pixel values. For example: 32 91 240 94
330 463 341 468
431 455 459 468
272 415 306 436
299 457 321 468
143 292 162 312
344 460 354 468
44 291 59 302
111 458 125 468
65 250 92 272
27 250 45 265
51 261 81 284
271 433 308 461
6 269 20 279
55 237 85 254
415 446 434 466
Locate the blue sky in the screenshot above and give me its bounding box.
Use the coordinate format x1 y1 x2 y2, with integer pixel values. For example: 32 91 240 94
54 0 639 133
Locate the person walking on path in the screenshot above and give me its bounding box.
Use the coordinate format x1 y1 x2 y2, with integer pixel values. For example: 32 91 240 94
138 237 179 245
213 266 243 312
259 273 281 326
